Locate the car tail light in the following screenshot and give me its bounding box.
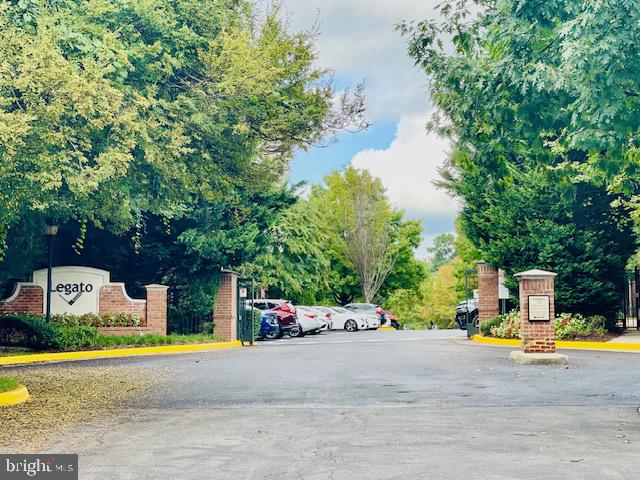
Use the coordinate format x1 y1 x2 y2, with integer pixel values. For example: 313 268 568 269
304 313 316 318
326 313 331 319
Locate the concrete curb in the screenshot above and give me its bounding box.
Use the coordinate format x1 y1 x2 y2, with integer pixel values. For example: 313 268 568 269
0 385 30 407
0 341 244 366
378 327 396 331
471 335 640 353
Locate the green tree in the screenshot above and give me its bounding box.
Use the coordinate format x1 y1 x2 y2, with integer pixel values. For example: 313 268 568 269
0 0 366 308
313 168 422 303
401 1 638 320
428 233 456 271
0 0 366 256
385 262 459 329
379 216 425 299
451 218 482 298
240 192 330 304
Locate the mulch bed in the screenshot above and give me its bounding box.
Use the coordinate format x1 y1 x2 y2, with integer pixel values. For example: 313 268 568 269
560 332 619 342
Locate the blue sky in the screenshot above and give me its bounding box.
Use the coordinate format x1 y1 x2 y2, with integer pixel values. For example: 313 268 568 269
289 122 397 185
280 0 460 257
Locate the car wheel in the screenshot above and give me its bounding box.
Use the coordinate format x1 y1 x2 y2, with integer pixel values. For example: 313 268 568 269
264 330 281 340
288 325 304 338
345 319 358 332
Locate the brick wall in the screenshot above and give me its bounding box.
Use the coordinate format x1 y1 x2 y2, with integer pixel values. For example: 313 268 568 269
213 271 238 342
477 262 500 324
99 283 147 324
518 275 556 354
1 279 168 337
0 284 43 315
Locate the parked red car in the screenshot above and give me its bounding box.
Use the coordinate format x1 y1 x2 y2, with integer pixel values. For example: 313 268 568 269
250 299 298 335
385 312 400 329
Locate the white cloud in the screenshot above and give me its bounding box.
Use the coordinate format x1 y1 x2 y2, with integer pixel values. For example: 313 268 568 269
350 111 460 219
278 0 441 121
277 1 462 258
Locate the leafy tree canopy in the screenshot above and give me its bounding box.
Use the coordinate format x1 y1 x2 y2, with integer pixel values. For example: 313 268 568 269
428 233 456 271
401 0 638 319
0 0 366 256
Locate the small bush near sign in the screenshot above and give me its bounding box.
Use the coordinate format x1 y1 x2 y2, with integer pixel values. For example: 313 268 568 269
0 315 99 350
51 313 142 328
51 324 98 350
484 311 609 340
0 314 224 352
0 315 57 350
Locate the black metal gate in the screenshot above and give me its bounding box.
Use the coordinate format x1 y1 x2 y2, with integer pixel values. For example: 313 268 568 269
620 267 640 330
237 278 256 345
464 268 479 337
167 288 214 335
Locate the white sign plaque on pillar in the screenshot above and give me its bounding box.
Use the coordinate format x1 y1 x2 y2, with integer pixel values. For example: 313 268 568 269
33 266 110 315
528 295 551 321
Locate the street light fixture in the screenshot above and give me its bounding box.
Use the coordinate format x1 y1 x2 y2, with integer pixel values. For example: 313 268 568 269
44 223 59 323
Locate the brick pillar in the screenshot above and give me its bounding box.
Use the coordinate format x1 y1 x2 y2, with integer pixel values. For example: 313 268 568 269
145 284 169 336
477 261 500 325
213 271 238 342
514 270 557 354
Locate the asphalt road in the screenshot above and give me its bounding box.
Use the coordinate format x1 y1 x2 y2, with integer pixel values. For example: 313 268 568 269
25 330 640 479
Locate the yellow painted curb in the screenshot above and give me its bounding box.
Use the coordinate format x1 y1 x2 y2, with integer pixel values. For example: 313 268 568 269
471 335 640 352
0 385 29 407
0 341 244 366
472 335 520 347
378 327 396 331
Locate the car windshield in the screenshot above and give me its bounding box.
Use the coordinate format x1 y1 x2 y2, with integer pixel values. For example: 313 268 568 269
332 307 348 313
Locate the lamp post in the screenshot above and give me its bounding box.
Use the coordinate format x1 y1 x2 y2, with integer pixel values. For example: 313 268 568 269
44 223 59 323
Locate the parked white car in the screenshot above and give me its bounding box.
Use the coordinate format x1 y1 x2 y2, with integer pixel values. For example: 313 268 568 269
301 306 331 331
327 306 369 332
312 306 335 330
293 306 325 337
343 303 382 329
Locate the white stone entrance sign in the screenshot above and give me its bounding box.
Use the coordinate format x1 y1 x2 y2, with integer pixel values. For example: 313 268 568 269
33 266 110 315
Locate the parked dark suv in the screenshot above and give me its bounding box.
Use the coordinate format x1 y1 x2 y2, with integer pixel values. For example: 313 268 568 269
455 299 479 330
250 299 298 336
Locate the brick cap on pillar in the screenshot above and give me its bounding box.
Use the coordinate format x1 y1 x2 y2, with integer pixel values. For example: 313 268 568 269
514 269 557 280
144 284 169 291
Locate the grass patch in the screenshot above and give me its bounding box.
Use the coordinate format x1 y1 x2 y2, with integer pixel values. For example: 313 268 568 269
94 333 225 348
0 376 19 393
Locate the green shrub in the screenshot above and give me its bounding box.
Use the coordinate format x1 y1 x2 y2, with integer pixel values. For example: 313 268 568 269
0 315 57 350
480 315 504 336
50 324 98 350
51 312 141 328
490 311 521 339
555 313 606 340
94 333 223 348
486 311 607 340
